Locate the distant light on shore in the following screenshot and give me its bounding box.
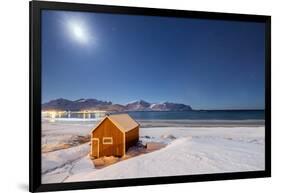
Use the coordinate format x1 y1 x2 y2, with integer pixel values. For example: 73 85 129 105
42 110 107 122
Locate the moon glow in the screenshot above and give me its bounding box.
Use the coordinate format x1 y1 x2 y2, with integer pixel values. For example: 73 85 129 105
68 20 89 44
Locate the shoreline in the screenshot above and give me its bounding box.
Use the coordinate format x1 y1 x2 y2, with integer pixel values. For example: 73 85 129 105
42 118 265 128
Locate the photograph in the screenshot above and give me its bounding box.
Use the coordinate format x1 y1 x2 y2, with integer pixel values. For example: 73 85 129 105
40 9 266 184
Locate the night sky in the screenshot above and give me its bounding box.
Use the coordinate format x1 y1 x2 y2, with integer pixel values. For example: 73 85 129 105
41 10 265 110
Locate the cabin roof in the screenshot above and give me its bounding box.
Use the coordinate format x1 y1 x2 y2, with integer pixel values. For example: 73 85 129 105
92 114 139 133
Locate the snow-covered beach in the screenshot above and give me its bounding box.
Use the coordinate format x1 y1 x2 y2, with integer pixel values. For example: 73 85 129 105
41 120 265 184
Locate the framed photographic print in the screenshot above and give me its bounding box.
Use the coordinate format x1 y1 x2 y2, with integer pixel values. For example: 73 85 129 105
29 1 271 192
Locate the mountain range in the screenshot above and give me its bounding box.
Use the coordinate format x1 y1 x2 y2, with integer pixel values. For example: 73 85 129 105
42 98 192 112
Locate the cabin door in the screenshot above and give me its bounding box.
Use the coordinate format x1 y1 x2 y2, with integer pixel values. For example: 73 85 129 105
91 138 99 158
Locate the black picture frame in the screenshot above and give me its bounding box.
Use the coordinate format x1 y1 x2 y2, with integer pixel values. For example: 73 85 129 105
29 1 271 192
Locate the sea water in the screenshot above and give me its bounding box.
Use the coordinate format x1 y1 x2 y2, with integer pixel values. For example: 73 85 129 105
42 110 265 123
127 110 265 121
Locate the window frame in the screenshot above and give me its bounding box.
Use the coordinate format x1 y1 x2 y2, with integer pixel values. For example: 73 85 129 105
102 137 113 145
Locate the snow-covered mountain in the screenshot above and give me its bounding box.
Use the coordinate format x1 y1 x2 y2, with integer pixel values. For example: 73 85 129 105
126 100 192 111
42 98 113 111
125 100 151 111
150 102 192 111
42 98 192 112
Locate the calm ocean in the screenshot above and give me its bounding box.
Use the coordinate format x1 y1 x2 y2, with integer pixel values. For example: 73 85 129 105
127 110 265 121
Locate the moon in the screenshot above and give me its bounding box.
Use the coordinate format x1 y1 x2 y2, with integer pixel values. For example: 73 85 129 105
67 19 89 44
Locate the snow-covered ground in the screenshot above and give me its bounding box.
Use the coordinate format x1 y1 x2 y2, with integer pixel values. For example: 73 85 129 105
41 122 265 184
41 121 95 152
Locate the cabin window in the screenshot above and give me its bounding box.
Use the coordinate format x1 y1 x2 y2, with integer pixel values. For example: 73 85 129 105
103 137 113 144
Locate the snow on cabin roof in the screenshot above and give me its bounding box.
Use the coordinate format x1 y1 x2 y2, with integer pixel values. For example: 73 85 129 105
92 114 139 133
108 114 139 132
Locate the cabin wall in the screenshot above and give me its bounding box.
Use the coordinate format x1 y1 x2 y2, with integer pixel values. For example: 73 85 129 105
125 126 139 151
92 118 124 157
